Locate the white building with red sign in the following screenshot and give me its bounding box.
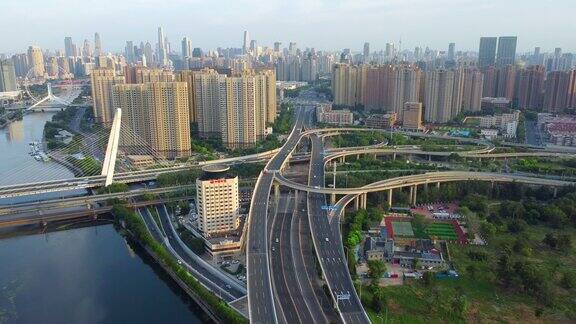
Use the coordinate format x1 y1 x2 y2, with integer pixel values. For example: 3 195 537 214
196 165 240 237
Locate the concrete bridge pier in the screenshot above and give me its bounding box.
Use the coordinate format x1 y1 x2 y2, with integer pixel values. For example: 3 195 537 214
274 182 280 200
554 187 558 198
412 185 418 206
436 182 441 189
354 195 360 211
360 193 367 209
388 189 393 208
393 152 396 161
331 193 336 205
409 186 414 206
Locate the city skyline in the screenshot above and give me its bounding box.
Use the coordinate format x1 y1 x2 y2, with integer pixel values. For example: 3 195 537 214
2 0 576 54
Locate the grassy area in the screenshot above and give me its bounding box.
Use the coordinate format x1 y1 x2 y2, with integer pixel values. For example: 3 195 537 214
425 223 458 240
361 188 576 323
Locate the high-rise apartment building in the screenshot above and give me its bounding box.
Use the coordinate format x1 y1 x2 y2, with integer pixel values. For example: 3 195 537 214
91 68 125 125
0 60 17 92
181 37 192 59
402 102 423 130
175 70 198 123
193 68 227 138
124 66 173 84
496 36 517 67
332 63 360 107
478 37 497 69
221 71 275 148
482 65 497 97
334 63 421 118
94 32 102 56
462 68 484 112
27 46 45 78
391 65 422 120
424 69 458 123
192 68 276 148
517 65 545 110
496 65 517 100
543 70 576 112
113 82 191 158
196 165 239 236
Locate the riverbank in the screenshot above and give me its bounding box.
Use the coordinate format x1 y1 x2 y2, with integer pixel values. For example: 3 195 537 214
0 109 24 129
113 204 247 324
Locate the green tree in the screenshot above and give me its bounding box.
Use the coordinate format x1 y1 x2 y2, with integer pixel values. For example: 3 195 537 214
367 260 387 280
371 287 387 313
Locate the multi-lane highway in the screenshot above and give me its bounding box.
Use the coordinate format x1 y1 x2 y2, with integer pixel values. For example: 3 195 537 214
275 170 574 195
247 107 306 323
145 205 246 302
307 133 370 324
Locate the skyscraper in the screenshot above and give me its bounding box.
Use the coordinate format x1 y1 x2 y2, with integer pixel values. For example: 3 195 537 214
11 54 28 77
385 43 395 59
496 36 517 67
64 37 75 57
243 31 250 55
94 32 102 56
90 68 125 125
125 41 135 64
157 27 168 66
274 42 281 52
478 37 497 69
143 42 154 66
447 43 455 61
363 42 370 63
0 60 17 92
113 82 191 158
181 37 192 59
27 46 45 78
82 39 92 58
250 40 257 55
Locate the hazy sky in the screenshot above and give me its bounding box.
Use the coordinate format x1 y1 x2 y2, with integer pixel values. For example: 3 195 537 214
2 0 575 54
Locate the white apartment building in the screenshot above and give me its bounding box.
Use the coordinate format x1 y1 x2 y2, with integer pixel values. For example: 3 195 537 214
196 165 240 237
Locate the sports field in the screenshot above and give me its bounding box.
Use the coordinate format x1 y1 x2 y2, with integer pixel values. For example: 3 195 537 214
425 223 458 240
391 221 414 237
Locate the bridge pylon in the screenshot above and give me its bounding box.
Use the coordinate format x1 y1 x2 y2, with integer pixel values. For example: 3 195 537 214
101 108 122 187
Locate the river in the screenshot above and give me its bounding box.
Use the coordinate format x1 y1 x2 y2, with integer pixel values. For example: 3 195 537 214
0 113 208 323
